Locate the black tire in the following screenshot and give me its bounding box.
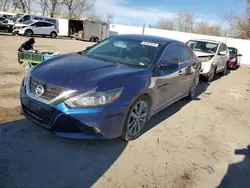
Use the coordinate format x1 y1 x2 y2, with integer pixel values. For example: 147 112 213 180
25 30 33 37
90 37 95 42
206 67 215 82
95 37 99 42
219 64 227 76
121 95 150 141
50 32 57 38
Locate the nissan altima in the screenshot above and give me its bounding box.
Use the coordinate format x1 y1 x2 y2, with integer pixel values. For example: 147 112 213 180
20 34 201 141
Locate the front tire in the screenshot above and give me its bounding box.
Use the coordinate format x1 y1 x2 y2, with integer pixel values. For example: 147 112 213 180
121 96 150 141
206 67 215 82
25 30 33 37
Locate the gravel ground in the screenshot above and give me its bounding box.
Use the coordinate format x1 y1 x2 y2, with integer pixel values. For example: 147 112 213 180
1 33 250 188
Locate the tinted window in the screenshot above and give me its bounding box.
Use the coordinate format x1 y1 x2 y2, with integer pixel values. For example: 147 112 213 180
32 22 43 27
229 47 237 58
42 22 53 27
179 44 193 62
161 44 180 64
20 15 30 22
84 38 162 67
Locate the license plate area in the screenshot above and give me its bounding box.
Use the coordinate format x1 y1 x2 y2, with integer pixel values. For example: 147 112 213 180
25 100 58 126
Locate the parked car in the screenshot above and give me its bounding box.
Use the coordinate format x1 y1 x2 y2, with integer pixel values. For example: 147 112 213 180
227 47 242 70
186 39 229 82
14 14 58 27
14 20 58 38
20 34 201 141
4 13 24 32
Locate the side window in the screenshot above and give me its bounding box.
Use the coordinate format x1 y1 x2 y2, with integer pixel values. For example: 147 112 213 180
20 15 30 22
161 44 180 64
42 22 53 27
179 44 193 62
33 22 43 27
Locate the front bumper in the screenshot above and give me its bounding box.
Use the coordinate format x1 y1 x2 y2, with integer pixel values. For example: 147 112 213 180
200 61 213 77
18 29 25 35
20 85 127 139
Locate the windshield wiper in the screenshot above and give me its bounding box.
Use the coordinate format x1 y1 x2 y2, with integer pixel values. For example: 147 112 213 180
86 54 120 65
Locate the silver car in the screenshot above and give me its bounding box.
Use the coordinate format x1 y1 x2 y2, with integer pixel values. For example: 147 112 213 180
186 39 230 82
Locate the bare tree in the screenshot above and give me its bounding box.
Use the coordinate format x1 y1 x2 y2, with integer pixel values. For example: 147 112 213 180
194 21 222 36
38 0 61 17
174 9 195 32
155 18 174 30
223 0 250 39
106 13 114 24
0 0 11 11
62 0 94 19
38 0 49 16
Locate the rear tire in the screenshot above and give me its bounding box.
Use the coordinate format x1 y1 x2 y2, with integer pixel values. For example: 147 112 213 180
206 67 215 82
95 37 99 42
50 32 57 38
25 30 33 37
121 95 150 141
90 37 95 42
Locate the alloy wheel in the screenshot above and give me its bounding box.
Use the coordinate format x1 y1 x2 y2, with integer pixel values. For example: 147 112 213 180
127 101 148 136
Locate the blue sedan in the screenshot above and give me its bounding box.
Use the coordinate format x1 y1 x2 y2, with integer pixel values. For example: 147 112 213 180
20 34 201 141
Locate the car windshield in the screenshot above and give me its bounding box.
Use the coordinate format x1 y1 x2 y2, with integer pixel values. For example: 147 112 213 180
83 37 162 68
187 40 218 54
229 47 237 58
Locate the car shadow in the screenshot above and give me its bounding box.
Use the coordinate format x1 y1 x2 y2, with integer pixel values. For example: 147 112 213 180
217 145 250 188
0 119 128 188
143 81 210 135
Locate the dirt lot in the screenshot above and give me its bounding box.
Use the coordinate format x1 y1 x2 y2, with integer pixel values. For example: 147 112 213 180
1 33 250 188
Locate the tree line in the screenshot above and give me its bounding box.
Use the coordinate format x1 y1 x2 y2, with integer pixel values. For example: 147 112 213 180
1 0 250 39
0 0 94 19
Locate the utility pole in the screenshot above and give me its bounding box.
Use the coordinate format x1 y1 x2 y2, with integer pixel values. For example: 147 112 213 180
142 23 145 35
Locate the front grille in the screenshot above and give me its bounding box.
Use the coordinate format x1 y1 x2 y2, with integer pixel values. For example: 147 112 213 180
30 77 68 101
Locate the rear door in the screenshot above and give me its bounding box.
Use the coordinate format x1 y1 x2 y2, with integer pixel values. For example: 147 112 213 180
154 44 183 110
42 22 54 35
178 44 197 95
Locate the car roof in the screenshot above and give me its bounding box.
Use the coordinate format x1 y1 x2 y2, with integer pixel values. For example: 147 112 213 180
188 39 221 44
115 34 183 45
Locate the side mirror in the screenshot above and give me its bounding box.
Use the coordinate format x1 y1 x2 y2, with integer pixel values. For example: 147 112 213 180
238 54 242 57
160 62 178 70
219 51 226 55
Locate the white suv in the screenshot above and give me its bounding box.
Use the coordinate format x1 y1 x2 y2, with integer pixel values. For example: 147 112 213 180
186 39 229 82
16 20 58 38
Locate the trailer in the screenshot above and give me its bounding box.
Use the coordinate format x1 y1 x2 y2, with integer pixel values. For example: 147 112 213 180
71 20 109 42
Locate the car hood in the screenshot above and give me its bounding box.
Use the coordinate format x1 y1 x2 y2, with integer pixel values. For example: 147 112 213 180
31 53 148 91
193 51 215 57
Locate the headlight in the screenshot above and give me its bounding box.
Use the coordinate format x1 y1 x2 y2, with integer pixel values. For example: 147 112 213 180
64 87 124 108
198 56 213 62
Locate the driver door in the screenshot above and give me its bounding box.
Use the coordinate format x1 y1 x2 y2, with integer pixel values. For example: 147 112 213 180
154 44 183 110
31 22 43 35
